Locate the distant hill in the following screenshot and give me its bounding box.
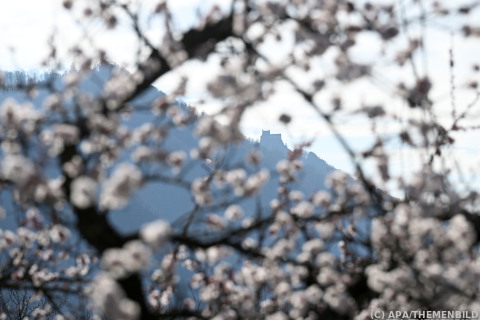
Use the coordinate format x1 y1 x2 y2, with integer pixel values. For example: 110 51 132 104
0 66 371 258
0 67 334 214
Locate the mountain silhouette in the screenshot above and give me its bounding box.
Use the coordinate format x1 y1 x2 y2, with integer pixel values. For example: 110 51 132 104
0 66 371 255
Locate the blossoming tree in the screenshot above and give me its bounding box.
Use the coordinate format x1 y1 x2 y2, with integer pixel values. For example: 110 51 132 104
1 0 480 319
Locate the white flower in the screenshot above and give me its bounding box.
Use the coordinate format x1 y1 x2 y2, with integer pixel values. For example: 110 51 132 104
447 214 475 252
191 177 212 205
100 163 142 209
53 124 80 145
270 199 282 211
166 151 186 173
132 123 153 143
371 218 388 246
236 261 268 287
266 312 288 320
2 154 35 186
312 191 331 207
140 220 172 250
131 146 154 163
323 285 356 315
195 116 229 143
192 137 218 159
315 222 336 240
205 246 228 264
148 289 161 309
290 201 315 218
17 227 36 247
199 283 221 302
225 204 244 220
274 211 293 227
226 169 246 186
101 240 151 278
317 267 340 286
274 281 291 299
325 170 349 192
101 248 130 279
32 304 52 318
0 98 40 133
49 224 71 243
242 237 258 250
44 93 62 111
182 298 195 310
260 299 276 313
34 177 65 206
103 72 136 104
87 273 140 320
242 169 270 196
62 155 83 178
123 240 152 272
306 285 323 304
206 214 226 231
315 252 336 268
289 291 309 316
71 176 98 208
0 230 17 250
365 265 385 293
302 239 324 254
276 160 290 174
288 190 304 202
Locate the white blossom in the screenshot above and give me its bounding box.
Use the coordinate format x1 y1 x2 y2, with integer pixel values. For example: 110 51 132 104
302 239 324 255
62 155 83 178
447 214 475 252
123 240 152 272
288 190 304 202
34 176 65 206
53 124 80 145
100 163 142 209
312 190 331 207
242 169 270 196
226 169 246 186
49 224 71 243
0 98 40 133
71 176 98 208
290 201 315 218
1 154 35 186
224 204 244 220
206 214 226 230
323 285 356 315
0 230 17 250
87 273 140 320
200 283 221 302
140 220 172 250
274 281 291 299
191 177 212 205
266 312 288 320
306 285 323 304
101 240 151 278
101 248 129 279
166 151 186 173
325 170 349 192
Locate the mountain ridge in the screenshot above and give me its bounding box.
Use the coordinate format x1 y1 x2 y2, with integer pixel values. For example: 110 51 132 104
0 66 349 235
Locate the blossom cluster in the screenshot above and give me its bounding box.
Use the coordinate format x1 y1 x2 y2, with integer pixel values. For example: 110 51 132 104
2 1 480 319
